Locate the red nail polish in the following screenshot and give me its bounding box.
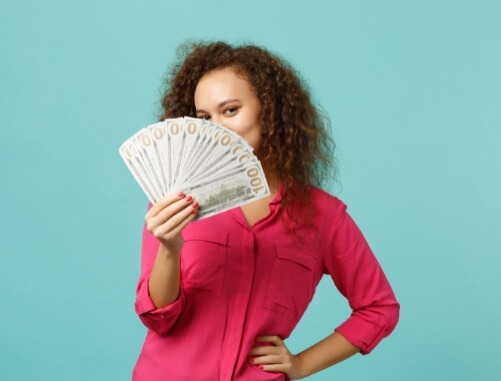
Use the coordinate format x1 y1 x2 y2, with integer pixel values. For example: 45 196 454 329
248 359 253 365
185 195 193 202
259 365 264 370
192 202 199 208
177 191 184 197
192 209 198 215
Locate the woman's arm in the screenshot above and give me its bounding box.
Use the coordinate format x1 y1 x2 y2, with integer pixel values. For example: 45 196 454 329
147 244 182 308
249 198 399 378
295 331 359 377
134 192 198 333
249 332 359 379
144 192 198 308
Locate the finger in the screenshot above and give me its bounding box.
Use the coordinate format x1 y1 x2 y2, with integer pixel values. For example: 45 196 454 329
250 354 283 365
248 346 281 356
145 191 185 220
168 207 198 237
154 201 197 237
258 363 288 373
147 192 184 219
256 335 284 346
149 195 194 228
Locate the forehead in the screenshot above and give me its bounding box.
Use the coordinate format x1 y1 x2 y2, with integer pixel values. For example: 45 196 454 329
194 67 255 105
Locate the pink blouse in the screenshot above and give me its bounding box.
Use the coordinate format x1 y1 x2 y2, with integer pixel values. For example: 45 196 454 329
132 186 399 380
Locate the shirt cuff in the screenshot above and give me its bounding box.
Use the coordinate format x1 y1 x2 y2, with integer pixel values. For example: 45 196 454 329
335 315 396 355
135 279 185 317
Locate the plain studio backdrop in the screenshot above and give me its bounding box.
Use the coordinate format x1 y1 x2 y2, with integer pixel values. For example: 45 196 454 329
1 1 500 380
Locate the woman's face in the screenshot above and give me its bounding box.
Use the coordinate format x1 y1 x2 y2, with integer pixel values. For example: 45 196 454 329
194 67 263 152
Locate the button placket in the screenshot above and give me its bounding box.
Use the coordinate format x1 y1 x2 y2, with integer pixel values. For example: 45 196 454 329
220 230 255 380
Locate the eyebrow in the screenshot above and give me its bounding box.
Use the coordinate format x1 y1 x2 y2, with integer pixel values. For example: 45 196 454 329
196 99 241 114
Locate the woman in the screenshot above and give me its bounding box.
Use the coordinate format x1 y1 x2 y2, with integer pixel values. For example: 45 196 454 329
132 41 399 380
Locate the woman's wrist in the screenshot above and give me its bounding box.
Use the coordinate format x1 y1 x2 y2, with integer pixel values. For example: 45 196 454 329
293 352 310 379
158 240 182 257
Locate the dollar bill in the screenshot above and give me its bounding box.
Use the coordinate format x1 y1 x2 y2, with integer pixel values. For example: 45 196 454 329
164 118 184 190
119 139 161 203
146 121 169 193
179 160 270 220
134 127 167 195
119 117 271 218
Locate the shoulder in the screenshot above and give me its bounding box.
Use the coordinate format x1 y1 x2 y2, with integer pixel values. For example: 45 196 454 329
308 186 347 215
303 186 352 239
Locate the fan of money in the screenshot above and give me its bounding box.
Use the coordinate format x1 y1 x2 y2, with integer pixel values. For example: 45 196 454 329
119 117 271 220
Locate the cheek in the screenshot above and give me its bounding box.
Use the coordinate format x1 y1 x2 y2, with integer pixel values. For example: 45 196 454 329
221 109 263 149
240 122 262 146
240 110 262 135
226 115 257 136
245 127 263 151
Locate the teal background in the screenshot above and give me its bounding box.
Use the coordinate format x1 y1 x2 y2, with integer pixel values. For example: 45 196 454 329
1 0 500 379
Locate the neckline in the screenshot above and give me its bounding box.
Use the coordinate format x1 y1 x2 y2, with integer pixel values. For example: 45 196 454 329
229 183 283 229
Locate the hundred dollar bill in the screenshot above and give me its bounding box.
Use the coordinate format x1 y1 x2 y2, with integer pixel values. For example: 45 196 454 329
173 117 204 190
127 130 164 197
179 117 203 170
119 117 271 219
188 128 256 183
181 123 224 183
147 121 169 193
164 118 184 190
181 121 220 180
126 129 166 200
119 141 160 203
135 126 168 195
179 161 270 220
180 119 210 177
191 143 256 184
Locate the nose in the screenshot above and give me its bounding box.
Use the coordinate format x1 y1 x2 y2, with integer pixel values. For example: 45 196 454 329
211 115 222 125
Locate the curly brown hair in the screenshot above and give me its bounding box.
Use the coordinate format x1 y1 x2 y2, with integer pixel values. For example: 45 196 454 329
159 41 338 234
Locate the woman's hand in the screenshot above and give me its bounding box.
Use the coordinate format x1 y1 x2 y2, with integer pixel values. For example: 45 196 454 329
145 191 198 254
248 335 306 380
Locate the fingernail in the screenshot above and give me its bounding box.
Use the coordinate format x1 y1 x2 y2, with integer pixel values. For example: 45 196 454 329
185 195 193 202
192 209 198 215
248 359 254 365
192 202 199 208
259 365 264 370
178 191 185 197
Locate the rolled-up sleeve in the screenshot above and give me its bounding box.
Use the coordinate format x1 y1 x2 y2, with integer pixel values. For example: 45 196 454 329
134 203 185 335
323 201 400 355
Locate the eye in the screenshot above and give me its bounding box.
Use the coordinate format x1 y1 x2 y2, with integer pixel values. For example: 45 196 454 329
197 114 211 120
224 106 238 115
